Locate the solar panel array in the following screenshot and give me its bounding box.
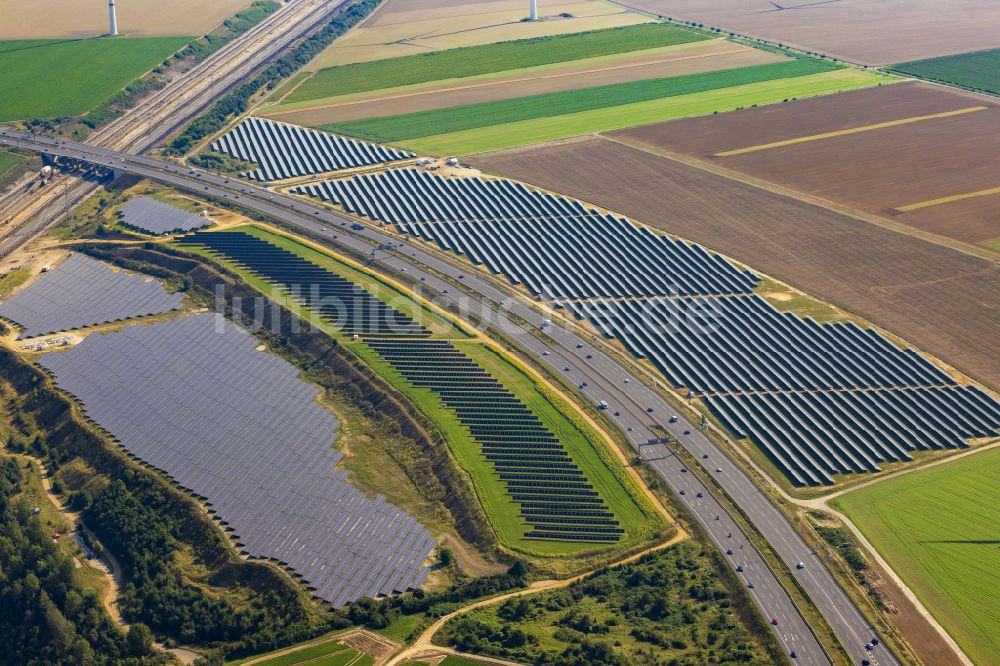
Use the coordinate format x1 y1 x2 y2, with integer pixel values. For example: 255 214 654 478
118 196 209 235
177 231 428 337
365 339 622 542
0 253 182 339
298 168 1000 486
566 296 956 394
705 388 1000 486
293 169 757 299
211 117 413 181
39 314 432 605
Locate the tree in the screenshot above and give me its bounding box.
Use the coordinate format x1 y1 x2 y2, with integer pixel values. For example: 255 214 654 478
126 623 154 657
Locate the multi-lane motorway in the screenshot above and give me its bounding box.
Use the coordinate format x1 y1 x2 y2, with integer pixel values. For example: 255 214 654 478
0 0 351 258
1 131 898 666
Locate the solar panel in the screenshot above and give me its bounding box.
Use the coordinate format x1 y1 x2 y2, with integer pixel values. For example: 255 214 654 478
118 196 209 235
211 117 413 181
38 314 433 605
0 253 182 339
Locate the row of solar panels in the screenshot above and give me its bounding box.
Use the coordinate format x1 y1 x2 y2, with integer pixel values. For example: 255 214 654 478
178 231 428 336
39 314 433 606
365 338 623 542
0 253 182 339
118 196 208 235
297 168 1000 486
705 388 1000 486
211 117 412 181
293 169 758 299
566 296 955 394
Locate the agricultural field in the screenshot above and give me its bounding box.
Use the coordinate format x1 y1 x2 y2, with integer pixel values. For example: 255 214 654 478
890 48 1000 96
263 39 785 126
471 136 1000 393
227 639 373 666
0 0 254 40
612 82 1000 247
617 0 1000 65
0 37 190 121
305 0 654 69
435 542 779 665
324 62 884 155
834 446 1000 666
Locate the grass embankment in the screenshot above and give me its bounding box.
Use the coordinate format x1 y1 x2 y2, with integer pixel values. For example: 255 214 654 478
0 37 190 121
285 23 709 102
833 447 1000 666
398 68 888 155
325 59 842 143
348 339 658 558
435 542 776 665
227 640 372 666
0 149 36 189
890 48 1000 96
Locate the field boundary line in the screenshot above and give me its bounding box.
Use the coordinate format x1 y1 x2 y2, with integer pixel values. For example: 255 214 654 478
264 42 757 117
895 184 1000 212
714 105 987 157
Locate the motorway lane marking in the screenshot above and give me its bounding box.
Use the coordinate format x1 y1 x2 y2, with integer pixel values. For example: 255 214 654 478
714 105 987 157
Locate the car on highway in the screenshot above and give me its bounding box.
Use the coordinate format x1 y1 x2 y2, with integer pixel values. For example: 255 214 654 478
726 549 733 555
796 562 805 570
747 581 754 589
736 564 743 572
696 491 703 498
771 618 779 626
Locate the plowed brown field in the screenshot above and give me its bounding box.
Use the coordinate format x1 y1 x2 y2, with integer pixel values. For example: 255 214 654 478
614 0 1000 66
611 83 1000 245
264 40 784 126
473 136 1000 391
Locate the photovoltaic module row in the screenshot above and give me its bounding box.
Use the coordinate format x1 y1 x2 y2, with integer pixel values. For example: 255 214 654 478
705 388 1000 486
0 253 182 339
178 231 428 337
39 314 432 606
298 168 1000 486
292 169 758 299
211 117 413 181
118 196 209 235
566 296 956 394
364 339 622 542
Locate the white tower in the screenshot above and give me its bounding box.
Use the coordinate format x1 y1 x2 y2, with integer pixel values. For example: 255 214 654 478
109 0 118 36
529 0 537 20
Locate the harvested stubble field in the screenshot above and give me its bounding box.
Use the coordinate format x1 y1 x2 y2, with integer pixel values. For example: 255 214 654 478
0 0 252 40
891 48 1000 97
834 446 1000 666
615 0 1000 65
612 82 1000 245
472 136 1000 392
307 0 652 69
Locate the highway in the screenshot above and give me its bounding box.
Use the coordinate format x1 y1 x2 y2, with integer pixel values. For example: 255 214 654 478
0 0 352 258
1 131 898 666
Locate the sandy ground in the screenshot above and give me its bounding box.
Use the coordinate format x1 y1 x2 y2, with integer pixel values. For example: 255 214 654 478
612 82 1000 245
471 136 1000 392
612 0 1000 66
265 40 785 125
0 0 253 39
308 0 653 69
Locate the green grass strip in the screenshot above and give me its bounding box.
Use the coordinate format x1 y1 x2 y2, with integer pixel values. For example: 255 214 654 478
889 47 1000 96
0 37 190 122
833 446 1000 666
286 23 708 102
325 58 841 142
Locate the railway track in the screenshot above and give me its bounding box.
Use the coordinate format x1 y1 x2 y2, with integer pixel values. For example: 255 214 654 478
0 0 351 259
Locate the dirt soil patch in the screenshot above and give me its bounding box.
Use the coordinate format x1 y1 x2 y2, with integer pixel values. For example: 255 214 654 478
472 136 1000 392
0 0 251 39
265 40 784 125
613 0 1000 66
612 82 1000 245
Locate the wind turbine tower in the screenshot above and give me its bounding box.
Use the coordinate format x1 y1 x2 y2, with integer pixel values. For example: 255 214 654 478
109 0 119 36
529 0 537 21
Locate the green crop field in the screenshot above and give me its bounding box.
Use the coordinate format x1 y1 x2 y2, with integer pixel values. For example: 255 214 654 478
0 37 189 121
890 48 1000 96
834 447 1000 666
398 68 888 155
227 639 372 666
284 23 709 103
325 59 841 143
